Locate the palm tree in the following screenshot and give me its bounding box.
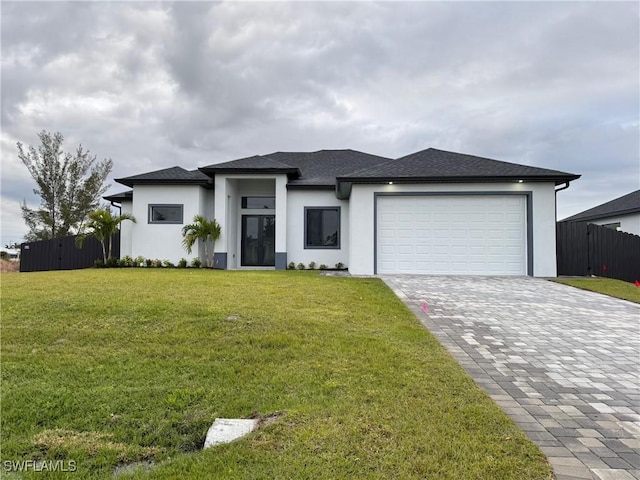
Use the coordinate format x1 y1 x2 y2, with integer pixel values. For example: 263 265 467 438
76 209 136 263
181 215 221 268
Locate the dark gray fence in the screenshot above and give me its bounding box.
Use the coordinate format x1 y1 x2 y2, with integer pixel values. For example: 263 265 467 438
557 222 640 283
20 232 120 272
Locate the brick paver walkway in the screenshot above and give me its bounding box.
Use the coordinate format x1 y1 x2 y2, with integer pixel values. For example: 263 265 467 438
382 276 640 480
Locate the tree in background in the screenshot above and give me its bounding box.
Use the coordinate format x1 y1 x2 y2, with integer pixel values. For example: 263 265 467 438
76 209 136 264
182 215 221 268
18 131 113 241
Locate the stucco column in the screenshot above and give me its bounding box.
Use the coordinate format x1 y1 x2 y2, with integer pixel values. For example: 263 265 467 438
213 176 228 269
275 175 288 269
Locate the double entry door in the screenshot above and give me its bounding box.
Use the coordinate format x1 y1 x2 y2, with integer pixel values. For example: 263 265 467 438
241 215 275 267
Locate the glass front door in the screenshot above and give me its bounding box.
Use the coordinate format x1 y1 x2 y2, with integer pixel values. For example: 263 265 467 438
241 215 275 267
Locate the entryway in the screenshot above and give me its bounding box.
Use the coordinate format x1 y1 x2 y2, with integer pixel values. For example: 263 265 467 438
241 215 275 266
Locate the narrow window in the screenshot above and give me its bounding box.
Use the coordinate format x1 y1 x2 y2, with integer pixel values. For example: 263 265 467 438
305 207 340 249
148 204 183 224
241 197 275 209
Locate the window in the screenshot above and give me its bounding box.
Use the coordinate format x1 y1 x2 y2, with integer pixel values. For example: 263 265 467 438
242 197 275 209
305 207 340 248
149 204 183 224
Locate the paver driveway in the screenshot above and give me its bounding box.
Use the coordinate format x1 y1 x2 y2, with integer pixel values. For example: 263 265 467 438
382 276 640 480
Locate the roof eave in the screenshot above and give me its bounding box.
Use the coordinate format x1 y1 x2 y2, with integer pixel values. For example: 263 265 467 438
563 207 640 223
114 178 213 189
103 191 133 202
337 174 581 186
198 167 301 179
334 174 580 199
286 184 335 191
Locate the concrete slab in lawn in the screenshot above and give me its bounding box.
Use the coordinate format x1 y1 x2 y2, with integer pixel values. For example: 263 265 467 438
203 418 259 448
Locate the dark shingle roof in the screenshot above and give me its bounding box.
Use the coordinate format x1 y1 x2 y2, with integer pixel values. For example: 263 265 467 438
339 148 579 184
562 189 640 222
200 150 393 188
266 150 393 187
117 148 580 194
115 166 212 187
199 155 301 177
103 190 133 202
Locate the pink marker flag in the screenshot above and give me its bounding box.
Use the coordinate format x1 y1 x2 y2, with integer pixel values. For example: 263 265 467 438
421 302 428 313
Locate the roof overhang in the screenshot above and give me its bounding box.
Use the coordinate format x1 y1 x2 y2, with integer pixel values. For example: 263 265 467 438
103 190 133 202
198 167 301 179
335 174 581 199
114 178 214 189
563 207 640 223
286 183 334 191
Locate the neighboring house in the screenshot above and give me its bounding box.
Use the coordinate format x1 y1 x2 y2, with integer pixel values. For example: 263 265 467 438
104 148 579 276
561 189 640 235
0 247 19 260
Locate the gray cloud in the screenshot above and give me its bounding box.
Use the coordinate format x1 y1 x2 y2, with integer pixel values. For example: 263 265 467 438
1 1 638 244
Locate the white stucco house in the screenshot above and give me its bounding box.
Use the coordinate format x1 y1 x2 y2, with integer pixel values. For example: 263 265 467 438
561 189 640 236
105 148 580 276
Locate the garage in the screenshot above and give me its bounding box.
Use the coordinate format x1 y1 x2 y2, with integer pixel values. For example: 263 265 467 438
376 194 527 275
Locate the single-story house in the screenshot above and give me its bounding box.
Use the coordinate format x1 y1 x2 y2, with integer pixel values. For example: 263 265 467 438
105 148 580 276
561 189 640 235
0 247 19 260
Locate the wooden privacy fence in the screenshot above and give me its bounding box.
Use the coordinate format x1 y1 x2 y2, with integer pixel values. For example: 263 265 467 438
20 232 120 272
556 222 640 283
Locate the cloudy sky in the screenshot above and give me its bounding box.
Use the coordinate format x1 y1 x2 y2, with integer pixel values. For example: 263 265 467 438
1 1 638 247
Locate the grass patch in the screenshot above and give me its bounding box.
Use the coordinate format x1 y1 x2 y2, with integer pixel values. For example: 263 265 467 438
2 270 552 479
553 277 640 304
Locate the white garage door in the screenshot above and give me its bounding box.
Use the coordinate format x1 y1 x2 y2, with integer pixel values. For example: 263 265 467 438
377 195 526 275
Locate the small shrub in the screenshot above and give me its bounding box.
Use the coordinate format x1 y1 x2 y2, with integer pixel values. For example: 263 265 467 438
288 261 296 270
94 259 104 268
335 262 344 270
0 252 8 261
191 257 202 268
178 258 188 268
297 263 306 270
319 264 328 270
106 257 119 268
151 259 162 268
308 261 316 270
120 255 134 267
145 258 153 267
162 260 175 268
135 255 145 267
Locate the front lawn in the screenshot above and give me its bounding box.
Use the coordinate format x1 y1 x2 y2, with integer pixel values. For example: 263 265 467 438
553 277 640 304
1 270 552 479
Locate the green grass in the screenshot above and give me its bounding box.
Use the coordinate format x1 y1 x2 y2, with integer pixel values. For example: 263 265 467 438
1 270 552 479
553 277 640 304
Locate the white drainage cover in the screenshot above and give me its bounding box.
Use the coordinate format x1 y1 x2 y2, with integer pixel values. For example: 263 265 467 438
203 418 259 449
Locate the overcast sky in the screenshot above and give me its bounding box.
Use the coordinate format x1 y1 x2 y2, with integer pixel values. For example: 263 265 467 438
1 1 638 247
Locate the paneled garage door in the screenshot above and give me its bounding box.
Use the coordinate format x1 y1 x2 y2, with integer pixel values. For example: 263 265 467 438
377 195 526 275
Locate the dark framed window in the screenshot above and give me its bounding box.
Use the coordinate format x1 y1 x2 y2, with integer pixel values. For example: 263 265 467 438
148 204 183 224
305 207 340 249
241 196 275 209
